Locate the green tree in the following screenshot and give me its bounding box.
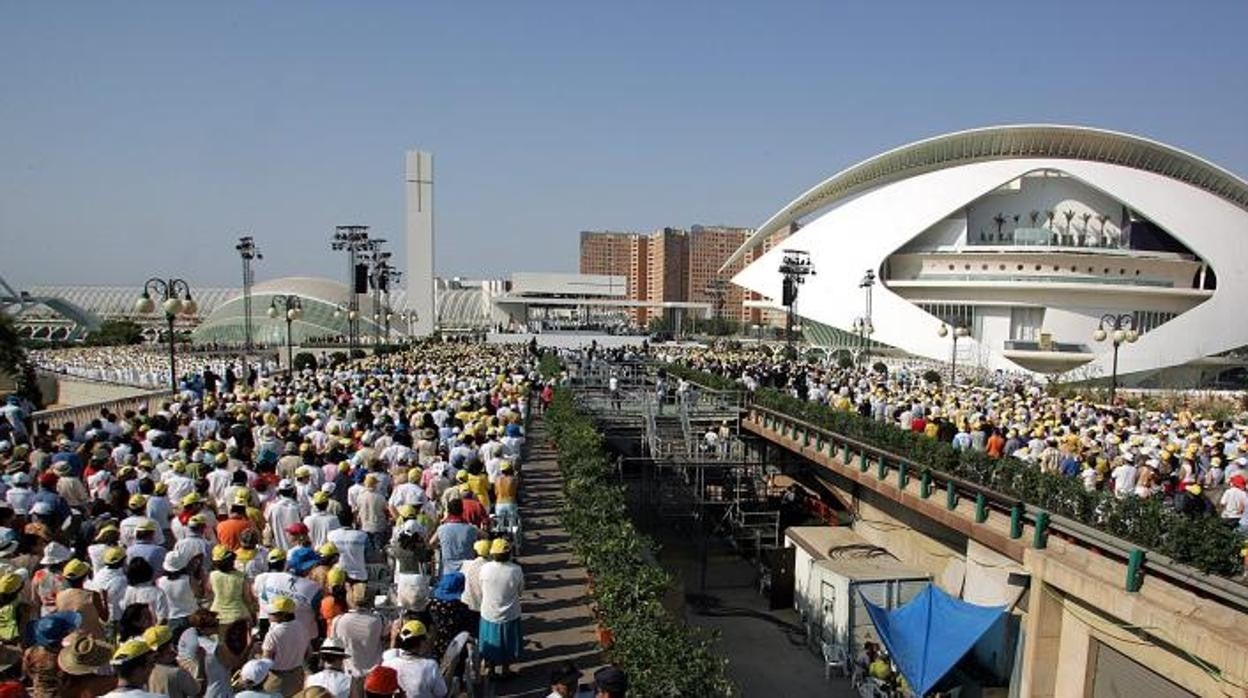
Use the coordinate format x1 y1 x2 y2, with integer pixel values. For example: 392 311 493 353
292 352 318 372
0 314 42 405
85 319 144 346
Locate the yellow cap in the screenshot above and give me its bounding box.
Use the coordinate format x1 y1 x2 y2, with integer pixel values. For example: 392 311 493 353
268 548 286 563
396 505 416 521
408 467 422 482
94 524 119 542
180 492 203 507
456 470 469 483
398 619 427 640
214 453 228 465
233 491 250 506
270 595 296 614
103 546 126 565
489 538 511 556
364 474 378 488
153 482 168 495
295 466 311 478
136 520 157 533
211 545 233 562
473 539 491 557
0 573 22 594
327 567 347 587
236 548 257 563
143 624 173 649
311 491 329 505
317 543 338 558
111 638 153 665
188 513 206 527
128 494 148 510
63 559 91 580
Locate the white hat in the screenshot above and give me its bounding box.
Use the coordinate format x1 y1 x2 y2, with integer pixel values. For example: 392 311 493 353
30 501 53 517
40 541 72 566
401 519 422 536
163 549 189 573
320 482 336 494
239 658 273 686
277 479 294 491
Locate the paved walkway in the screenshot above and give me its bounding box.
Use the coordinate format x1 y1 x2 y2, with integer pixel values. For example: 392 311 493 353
496 419 602 697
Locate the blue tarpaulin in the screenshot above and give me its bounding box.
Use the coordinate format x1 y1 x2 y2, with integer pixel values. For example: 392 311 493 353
863 584 1005 696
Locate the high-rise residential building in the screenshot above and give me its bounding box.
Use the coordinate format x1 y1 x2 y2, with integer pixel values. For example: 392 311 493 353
645 227 689 301
687 225 751 321
579 224 755 328
580 230 649 324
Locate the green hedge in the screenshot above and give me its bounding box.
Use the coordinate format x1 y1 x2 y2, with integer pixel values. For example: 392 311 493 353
538 350 562 379
545 389 734 697
750 388 1242 576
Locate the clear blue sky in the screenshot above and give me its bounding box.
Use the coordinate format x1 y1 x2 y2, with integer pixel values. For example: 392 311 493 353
3 1 1247 288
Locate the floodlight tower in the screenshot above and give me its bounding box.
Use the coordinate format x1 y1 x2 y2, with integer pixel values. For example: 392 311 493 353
778 249 815 357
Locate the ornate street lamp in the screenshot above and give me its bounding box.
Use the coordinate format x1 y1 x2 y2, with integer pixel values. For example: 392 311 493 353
1093 313 1139 403
135 278 196 392
267 295 304 370
937 322 969 385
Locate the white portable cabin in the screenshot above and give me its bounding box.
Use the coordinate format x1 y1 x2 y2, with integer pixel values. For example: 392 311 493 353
785 526 930 656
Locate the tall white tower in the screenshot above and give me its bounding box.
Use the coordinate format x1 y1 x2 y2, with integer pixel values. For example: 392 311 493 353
404 150 435 336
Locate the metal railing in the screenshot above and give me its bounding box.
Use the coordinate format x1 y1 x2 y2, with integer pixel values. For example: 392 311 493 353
746 401 1248 613
32 390 177 432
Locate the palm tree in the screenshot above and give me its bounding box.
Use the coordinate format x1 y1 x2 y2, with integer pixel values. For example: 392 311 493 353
1029 210 1041 226
992 213 1006 242
1097 214 1110 247
1080 212 1092 245
1063 210 1076 245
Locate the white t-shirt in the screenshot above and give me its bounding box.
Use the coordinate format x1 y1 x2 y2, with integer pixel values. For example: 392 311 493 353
304 668 352 698
304 512 342 549
157 575 199 620
479 560 524 623
328 528 369 581
123 583 170 623
330 610 385 677
382 649 448 698
103 689 167 698
1110 465 1138 496
1220 487 1248 518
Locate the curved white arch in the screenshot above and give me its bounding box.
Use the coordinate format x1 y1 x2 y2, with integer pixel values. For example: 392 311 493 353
725 124 1248 270
732 156 1248 377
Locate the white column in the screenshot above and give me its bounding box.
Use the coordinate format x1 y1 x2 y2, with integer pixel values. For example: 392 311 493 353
404 150 436 337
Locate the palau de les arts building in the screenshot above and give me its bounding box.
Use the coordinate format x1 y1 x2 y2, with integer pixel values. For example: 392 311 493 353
729 124 1248 387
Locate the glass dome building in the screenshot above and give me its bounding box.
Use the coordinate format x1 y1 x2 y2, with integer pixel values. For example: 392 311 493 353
192 276 399 345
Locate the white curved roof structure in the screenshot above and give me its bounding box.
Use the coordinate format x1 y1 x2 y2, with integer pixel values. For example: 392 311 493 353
725 124 1248 268
731 124 1248 381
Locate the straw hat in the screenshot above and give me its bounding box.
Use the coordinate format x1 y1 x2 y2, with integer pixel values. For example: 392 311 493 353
58 631 114 676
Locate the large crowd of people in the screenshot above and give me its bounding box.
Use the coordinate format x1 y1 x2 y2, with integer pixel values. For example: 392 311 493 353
663 346 1248 530
0 342 639 697
30 347 277 392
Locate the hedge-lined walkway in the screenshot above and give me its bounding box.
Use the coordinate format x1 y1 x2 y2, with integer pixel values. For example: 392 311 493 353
498 419 602 697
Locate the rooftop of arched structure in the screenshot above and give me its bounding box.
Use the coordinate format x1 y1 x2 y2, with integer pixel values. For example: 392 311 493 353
723 124 1248 269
